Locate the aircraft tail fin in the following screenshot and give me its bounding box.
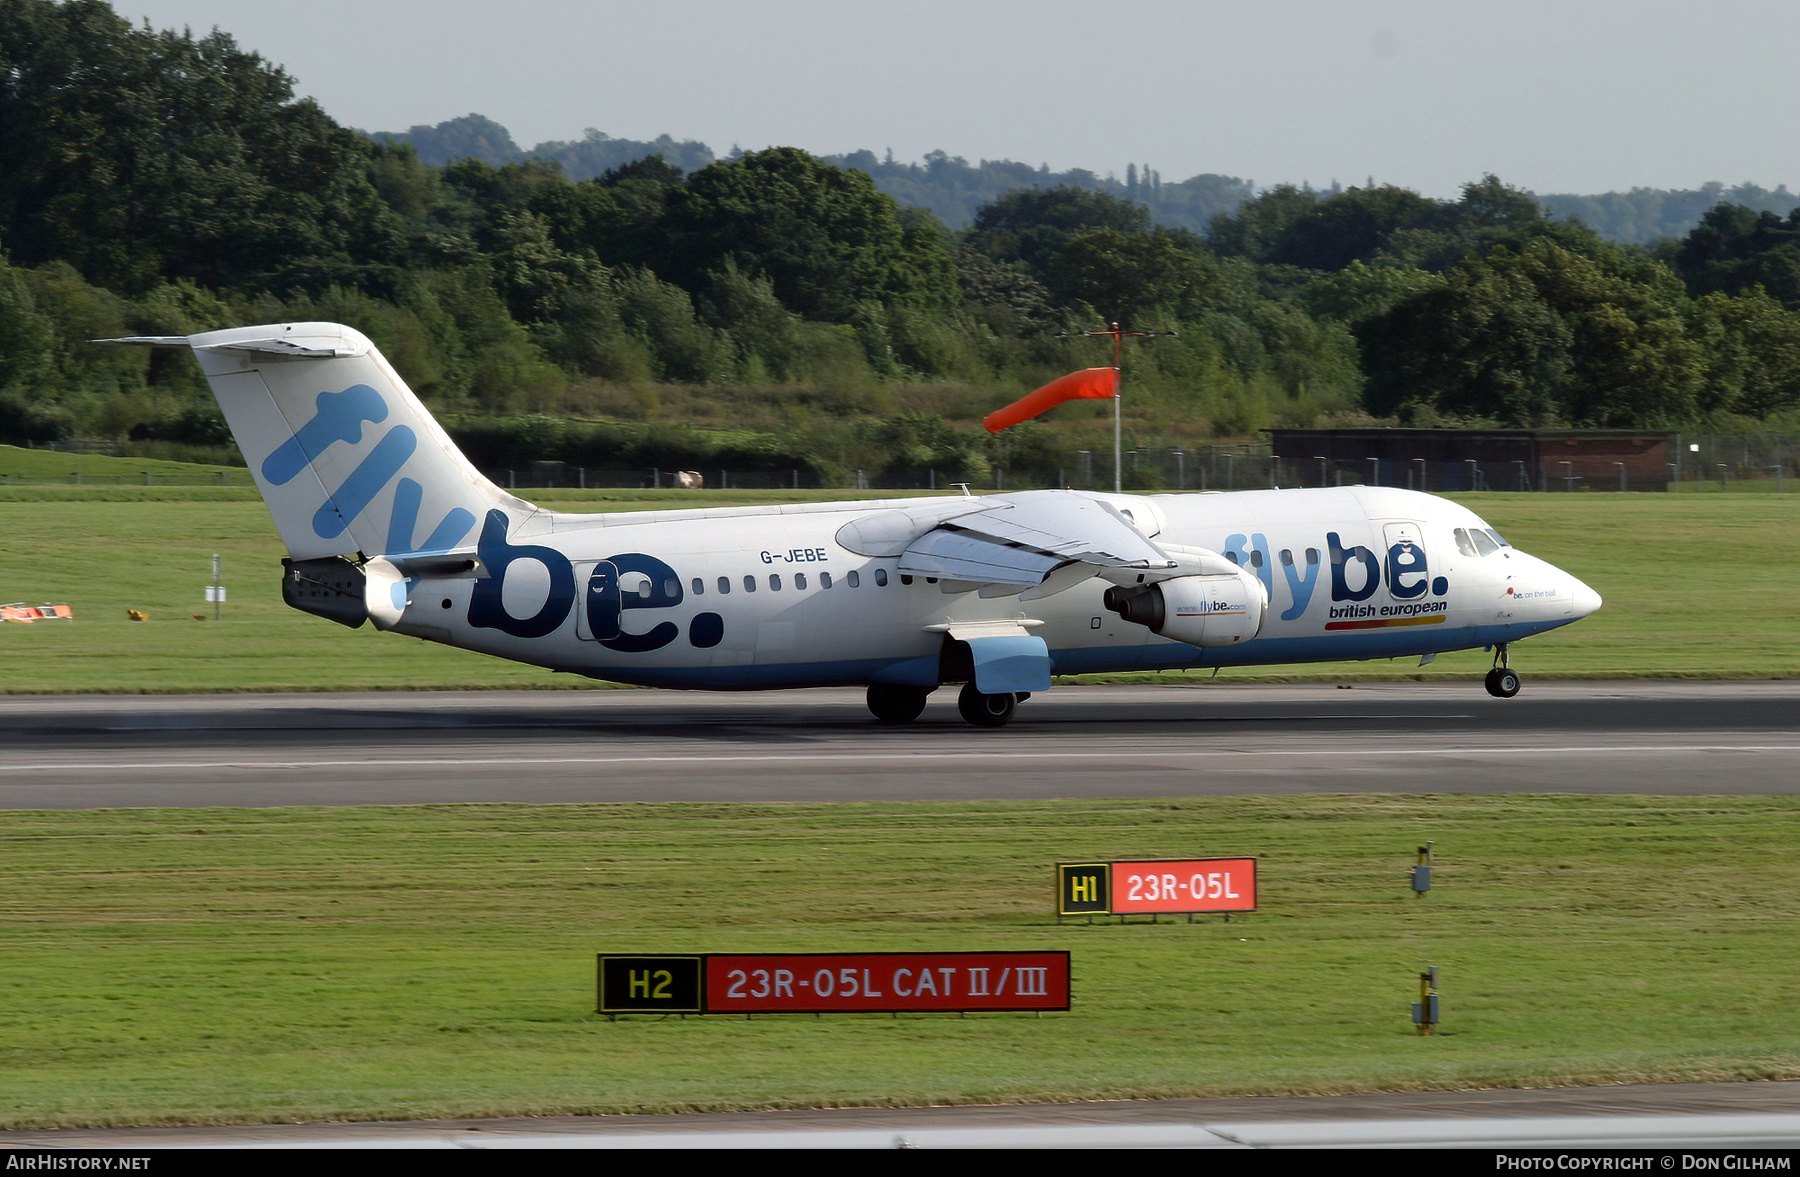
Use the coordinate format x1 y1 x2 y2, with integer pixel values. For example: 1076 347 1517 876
104 323 529 562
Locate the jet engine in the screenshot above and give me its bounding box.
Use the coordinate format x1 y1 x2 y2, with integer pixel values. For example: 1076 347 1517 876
1103 567 1267 647
280 555 410 630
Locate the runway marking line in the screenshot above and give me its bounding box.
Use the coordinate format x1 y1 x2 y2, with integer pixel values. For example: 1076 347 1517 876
3 745 1798 773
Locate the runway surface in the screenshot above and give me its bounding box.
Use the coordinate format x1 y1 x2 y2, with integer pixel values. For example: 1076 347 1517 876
3 681 1795 1147
4 1081 1799 1149
1 680 1795 808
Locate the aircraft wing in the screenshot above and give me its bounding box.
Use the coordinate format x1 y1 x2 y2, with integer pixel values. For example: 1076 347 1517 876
833 490 1180 696
886 490 1177 593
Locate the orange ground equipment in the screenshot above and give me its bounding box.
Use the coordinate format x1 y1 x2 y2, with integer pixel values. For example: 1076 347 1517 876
2 603 74 623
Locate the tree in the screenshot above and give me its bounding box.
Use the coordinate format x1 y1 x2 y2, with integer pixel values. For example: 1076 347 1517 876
1358 241 1705 426
1207 185 1320 261
1211 176 1571 276
368 114 523 167
966 186 1152 277
1689 288 1800 419
0 0 399 295
1267 184 1442 272
665 147 957 321
1672 204 1800 311
1045 229 1216 325
1358 260 1570 424
528 130 713 182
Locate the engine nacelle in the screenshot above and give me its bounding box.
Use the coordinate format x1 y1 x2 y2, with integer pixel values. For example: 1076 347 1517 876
1103 569 1266 647
361 557 409 631
280 555 409 631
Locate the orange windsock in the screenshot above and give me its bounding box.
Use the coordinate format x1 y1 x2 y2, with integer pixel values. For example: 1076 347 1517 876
983 367 1118 433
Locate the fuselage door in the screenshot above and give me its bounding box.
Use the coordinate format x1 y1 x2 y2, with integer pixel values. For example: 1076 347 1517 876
576 560 621 641
1382 522 1431 601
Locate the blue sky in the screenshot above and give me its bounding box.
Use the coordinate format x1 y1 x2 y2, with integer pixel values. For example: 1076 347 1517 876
116 0 1798 199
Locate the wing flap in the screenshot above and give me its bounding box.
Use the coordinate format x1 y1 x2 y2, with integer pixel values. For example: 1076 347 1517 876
898 529 1065 585
896 490 1176 594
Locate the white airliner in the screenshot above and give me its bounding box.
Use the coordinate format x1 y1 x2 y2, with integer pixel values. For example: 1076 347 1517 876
104 323 1601 726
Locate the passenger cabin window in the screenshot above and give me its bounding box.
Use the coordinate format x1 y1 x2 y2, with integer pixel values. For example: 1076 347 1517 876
717 576 731 594
769 574 781 591
847 570 860 588
743 575 756 592
691 578 704 596
820 571 833 589
795 572 807 590
900 574 914 585
874 568 889 587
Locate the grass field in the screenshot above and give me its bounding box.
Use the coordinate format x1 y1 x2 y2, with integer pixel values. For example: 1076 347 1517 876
3 455 1796 1127
2 480 1796 692
1 796 1796 1128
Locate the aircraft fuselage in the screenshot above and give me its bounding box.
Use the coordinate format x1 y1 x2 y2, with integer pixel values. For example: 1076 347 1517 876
383 485 1597 691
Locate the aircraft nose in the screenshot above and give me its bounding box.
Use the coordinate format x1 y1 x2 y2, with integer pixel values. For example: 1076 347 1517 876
1570 576 1603 619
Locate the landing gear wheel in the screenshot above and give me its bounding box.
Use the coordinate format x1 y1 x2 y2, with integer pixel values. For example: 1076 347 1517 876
866 683 930 724
1485 667 1521 698
957 683 1018 728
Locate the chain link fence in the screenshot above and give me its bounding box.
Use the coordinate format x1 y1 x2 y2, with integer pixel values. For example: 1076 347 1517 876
0 468 243 487
9 434 1794 492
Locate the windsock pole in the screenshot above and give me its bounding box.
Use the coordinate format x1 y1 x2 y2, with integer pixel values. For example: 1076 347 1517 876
983 321 1171 493
1110 325 1122 493
1074 321 1168 493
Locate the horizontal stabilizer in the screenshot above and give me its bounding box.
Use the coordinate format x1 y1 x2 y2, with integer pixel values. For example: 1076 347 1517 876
92 335 191 349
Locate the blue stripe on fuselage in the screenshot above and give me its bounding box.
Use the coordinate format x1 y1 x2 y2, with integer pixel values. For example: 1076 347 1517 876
563 617 1581 691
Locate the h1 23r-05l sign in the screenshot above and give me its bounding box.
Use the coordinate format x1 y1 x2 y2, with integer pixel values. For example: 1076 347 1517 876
1057 858 1257 917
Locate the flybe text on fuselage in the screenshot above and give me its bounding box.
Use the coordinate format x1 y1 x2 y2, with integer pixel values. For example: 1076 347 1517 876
1218 530 1446 627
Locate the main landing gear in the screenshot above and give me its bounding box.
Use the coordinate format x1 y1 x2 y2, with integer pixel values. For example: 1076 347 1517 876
866 683 930 724
957 683 1022 728
1484 643 1521 698
863 683 1029 727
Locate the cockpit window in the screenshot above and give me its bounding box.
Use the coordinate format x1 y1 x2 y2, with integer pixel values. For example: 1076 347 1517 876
1454 528 1479 557
1485 528 1510 549
1470 528 1499 557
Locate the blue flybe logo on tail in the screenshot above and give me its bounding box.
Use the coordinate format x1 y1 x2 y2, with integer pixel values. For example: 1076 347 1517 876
266 385 475 554
261 384 389 486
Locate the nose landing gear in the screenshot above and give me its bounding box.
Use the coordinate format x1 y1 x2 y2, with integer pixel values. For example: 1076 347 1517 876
1484 643 1521 698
